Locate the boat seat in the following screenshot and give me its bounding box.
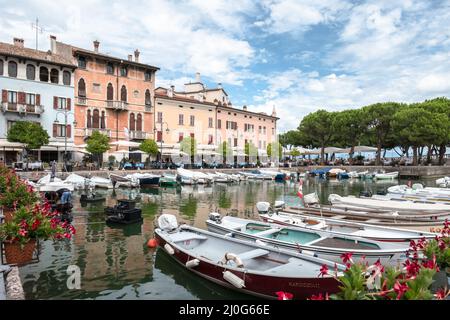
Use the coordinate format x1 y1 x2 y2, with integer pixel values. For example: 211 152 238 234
265 257 305 273
253 228 279 237
170 233 208 243
330 215 346 219
237 249 270 261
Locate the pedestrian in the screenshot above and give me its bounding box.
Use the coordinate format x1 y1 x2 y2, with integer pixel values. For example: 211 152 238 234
50 160 57 182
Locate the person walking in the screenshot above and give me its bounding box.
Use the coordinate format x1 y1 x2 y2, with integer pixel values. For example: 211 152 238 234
50 160 57 182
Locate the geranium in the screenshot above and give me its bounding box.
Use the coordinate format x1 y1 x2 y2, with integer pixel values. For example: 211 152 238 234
318 264 328 277
393 281 409 300
276 291 293 300
434 288 450 300
309 293 329 300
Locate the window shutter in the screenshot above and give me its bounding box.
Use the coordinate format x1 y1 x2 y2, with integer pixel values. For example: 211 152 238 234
36 94 41 106
66 124 71 138
67 98 71 110
53 124 57 137
1 90 7 103
18 92 25 104
53 96 58 109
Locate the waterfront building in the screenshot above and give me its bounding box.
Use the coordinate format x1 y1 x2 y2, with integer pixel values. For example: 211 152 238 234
0 37 76 165
53 37 159 163
154 73 278 163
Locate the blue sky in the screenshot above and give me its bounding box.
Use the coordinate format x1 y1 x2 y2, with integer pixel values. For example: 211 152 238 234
1 0 450 132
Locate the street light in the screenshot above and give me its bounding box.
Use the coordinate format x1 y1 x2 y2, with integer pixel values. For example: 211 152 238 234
153 121 170 169
55 110 77 172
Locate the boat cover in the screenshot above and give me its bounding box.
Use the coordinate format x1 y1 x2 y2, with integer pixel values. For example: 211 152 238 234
158 214 178 231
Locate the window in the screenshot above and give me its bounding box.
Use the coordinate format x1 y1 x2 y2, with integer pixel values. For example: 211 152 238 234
107 83 113 101
145 90 151 106
157 112 162 123
63 71 71 85
8 91 17 103
259 126 261 134
179 114 184 125
263 126 266 134
208 117 213 128
145 70 151 81
92 83 101 93
208 135 213 145
92 109 100 128
190 133 195 139
263 141 266 149
78 56 86 69
57 97 67 109
0 60 3 75
120 66 127 77
190 115 195 126
226 121 237 130
78 78 86 97
106 63 114 75
234 138 238 147
130 113 135 131
8 61 17 77
26 93 35 105
39 67 49 82
120 85 127 102
86 110 92 128
50 69 59 84
272 128 275 135
101 111 106 129
178 133 184 142
136 114 142 131
156 131 162 142
26 64 35 80
55 124 67 137
217 119 221 129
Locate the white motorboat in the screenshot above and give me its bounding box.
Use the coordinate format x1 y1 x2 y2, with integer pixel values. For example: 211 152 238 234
37 173 62 184
90 176 114 189
176 168 198 185
436 176 450 188
374 171 399 180
64 173 90 189
109 173 140 188
208 172 230 183
125 173 160 187
35 174 75 192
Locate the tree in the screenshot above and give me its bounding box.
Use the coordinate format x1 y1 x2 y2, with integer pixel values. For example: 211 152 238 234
267 141 282 160
298 109 334 164
290 148 301 157
217 141 233 165
180 136 197 164
139 139 159 164
86 131 110 168
245 141 258 164
7 121 49 166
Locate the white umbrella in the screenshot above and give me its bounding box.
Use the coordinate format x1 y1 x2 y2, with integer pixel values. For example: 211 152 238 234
110 140 140 147
129 150 146 154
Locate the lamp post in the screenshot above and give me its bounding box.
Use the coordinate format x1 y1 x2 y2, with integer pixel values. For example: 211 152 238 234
154 121 170 169
54 110 77 172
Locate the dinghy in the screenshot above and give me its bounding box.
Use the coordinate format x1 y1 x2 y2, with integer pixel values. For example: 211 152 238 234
436 177 450 187
109 173 140 188
64 173 91 190
159 174 178 187
155 214 343 300
126 173 160 187
373 171 399 180
36 174 75 192
206 214 409 266
90 176 114 189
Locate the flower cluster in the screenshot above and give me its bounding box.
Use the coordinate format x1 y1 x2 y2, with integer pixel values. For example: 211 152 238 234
0 166 38 209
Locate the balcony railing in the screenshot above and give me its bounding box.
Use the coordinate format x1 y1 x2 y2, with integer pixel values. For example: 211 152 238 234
106 100 128 110
1 102 44 115
77 97 87 105
130 130 148 140
85 128 111 137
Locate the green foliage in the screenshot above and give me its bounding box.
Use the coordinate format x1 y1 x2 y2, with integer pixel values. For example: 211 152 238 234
218 141 233 158
331 109 367 151
279 130 302 147
267 141 282 159
245 141 258 158
86 130 110 155
423 238 450 269
7 121 49 150
180 136 197 156
139 139 159 156
290 148 301 157
330 263 368 300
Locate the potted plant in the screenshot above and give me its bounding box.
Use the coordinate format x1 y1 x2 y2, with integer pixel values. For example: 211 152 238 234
0 202 75 265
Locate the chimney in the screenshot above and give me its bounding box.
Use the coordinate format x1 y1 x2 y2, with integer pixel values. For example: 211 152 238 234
93 40 100 53
128 54 133 61
50 35 57 53
217 83 222 89
195 72 201 83
134 49 140 63
272 105 277 117
13 38 24 48
243 105 247 111
168 86 174 98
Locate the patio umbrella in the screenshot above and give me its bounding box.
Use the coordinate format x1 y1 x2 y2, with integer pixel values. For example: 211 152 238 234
110 140 140 148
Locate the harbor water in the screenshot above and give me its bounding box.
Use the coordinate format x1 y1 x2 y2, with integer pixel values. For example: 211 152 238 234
19 177 438 300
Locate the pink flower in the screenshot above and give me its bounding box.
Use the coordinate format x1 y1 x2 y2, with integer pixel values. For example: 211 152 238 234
435 289 449 300
64 232 72 239
422 255 439 272
19 229 28 237
309 293 329 300
340 252 353 264
31 219 41 230
393 281 408 300
276 291 293 300
403 259 420 278
19 219 28 229
318 264 328 277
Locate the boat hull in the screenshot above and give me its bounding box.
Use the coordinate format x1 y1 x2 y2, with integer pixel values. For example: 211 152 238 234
139 177 160 187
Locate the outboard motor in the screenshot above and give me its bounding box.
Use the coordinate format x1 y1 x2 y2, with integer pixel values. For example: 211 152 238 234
209 212 222 223
274 201 285 211
359 190 372 198
157 214 179 232
256 202 271 214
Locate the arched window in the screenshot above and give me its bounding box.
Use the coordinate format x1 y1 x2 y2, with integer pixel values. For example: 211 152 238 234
39 67 49 82
78 79 86 97
26 64 35 80
101 111 106 129
120 85 127 102
0 60 3 76
129 113 135 131
107 83 114 101
63 71 71 85
145 89 151 106
92 109 100 129
50 69 59 84
136 114 142 131
8 61 17 77
86 110 92 128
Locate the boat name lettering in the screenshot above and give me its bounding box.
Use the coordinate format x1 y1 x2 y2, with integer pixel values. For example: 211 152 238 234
288 282 320 288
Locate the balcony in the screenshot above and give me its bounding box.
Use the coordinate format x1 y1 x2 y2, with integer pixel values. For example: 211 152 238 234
130 130 148 140
77 97 87 105
1 102 44 115
85 128 111 137
106 100 128 111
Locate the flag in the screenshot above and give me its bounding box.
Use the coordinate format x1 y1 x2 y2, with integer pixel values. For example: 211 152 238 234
297 179 303 199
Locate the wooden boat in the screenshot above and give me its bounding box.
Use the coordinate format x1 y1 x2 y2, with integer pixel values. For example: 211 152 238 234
90 176 114 189
105 199 142 224
80 193 106 203
155 214 344 300
374 171 398 180
127 173 160 187
109 173 140 188
256 209 437 242
206 215 409 266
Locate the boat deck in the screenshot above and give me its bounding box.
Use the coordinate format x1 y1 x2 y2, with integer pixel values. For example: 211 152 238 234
310 237 380 250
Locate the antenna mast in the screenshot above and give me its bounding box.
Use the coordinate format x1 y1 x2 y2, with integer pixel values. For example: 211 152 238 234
31 18 43 50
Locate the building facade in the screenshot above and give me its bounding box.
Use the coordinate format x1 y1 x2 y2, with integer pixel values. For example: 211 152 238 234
154 73 278 162
53 37 159 161
0 37 76 165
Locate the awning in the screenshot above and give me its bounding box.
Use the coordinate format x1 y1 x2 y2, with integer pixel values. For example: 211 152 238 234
0 140 24 148
324 147 348 154
348 146 378 153
198 150 220 156
110 140 140 147
160 149 188 156
233 151 246 156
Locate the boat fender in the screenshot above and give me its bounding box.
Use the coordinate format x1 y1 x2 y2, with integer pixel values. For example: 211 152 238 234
255 239 266 246
185 259 200 268
224 232 234 238
147 238 158 248
222 253 244 268
164 243 175 255
223 271 245 289
302 250 316 257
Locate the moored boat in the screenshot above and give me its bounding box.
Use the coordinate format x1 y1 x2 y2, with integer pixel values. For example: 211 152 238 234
374 171 399 180
90 176 114 189
159 174 178 187
127 173 160 187
109 173 140 188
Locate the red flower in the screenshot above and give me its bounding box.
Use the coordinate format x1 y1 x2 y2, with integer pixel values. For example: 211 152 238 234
19 228 28 237
69 225 76 235
276 291 293 300
309 293 329 300
318 264 328 277
19 219 28 229
393 281 408 300
340 252 353 264
435 289 449 300
422 255 439 272
403 259 420 278
31 219 41 231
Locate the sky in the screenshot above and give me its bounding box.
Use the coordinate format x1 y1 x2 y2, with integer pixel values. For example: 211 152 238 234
1 0 450 133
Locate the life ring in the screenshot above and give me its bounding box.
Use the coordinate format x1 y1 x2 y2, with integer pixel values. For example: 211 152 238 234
222 252 244 268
